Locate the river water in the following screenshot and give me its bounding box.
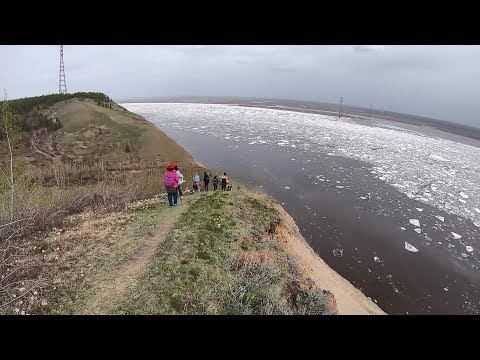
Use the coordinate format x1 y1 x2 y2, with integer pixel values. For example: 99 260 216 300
122 102 480 314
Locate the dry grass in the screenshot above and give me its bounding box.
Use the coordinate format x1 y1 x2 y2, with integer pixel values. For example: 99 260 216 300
0 161 204 313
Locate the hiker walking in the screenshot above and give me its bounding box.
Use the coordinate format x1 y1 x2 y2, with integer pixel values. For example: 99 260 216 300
174 165 184 198
212 175 219 191
203 171 210 192
193 173 200 193
164 163 180 206
221 172 228 191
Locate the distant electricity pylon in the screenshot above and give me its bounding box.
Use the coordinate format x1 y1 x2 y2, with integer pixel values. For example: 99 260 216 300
59 45 67 94
338 96 343 118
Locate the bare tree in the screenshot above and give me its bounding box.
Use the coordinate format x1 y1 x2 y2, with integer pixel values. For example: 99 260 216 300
0 90 18 221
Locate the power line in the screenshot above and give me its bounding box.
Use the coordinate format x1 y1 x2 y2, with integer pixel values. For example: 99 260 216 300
59 45 67 94
338 96 343 119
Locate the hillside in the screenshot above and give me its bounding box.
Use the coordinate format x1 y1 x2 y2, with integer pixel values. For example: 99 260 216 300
13 97 198 169
0 94 384 315
1 180 386 315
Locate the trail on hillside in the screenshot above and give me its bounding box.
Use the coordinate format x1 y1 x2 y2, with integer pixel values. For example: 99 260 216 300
30 135 54 160
79 201 191 315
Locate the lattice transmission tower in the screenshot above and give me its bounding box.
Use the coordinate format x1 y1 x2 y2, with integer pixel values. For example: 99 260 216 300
338 96 343 118
59 45 67 94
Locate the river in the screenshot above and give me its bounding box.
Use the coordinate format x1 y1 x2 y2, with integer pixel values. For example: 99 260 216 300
122 102 480 314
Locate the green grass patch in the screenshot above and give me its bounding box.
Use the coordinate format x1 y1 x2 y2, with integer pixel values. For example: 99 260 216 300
111 189 333 315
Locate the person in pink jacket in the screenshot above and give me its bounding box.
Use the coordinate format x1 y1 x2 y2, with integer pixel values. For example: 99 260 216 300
164 164 180 206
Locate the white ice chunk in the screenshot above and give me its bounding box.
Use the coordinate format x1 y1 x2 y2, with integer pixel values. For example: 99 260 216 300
416 208 423 212
451 232 462 239
410 219 420 227
405 242 419 252
460 192 469 199
466 246 474 252
414 228 422 234
333 249 343 257
374 256 381 262
284 186 290 190
435 215 445 222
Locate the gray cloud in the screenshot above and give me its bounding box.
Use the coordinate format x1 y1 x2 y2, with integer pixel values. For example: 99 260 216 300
353 45 385 52
1 45 479 128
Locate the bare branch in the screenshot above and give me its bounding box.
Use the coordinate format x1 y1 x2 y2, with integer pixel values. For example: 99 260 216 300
0 287 33 308
0 217 32 229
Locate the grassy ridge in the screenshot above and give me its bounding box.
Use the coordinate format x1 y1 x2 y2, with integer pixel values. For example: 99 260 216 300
112 189 333 315
1 92 113 134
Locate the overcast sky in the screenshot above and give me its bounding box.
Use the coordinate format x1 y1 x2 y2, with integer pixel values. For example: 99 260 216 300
1 45 480 127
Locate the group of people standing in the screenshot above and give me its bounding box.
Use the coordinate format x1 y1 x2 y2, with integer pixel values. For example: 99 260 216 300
193 172 229 192
163 163 230 207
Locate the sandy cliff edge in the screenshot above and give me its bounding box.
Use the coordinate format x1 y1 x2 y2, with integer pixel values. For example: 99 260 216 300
272 201 386 315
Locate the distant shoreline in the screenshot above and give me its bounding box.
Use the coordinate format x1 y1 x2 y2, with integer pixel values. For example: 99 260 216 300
119 97 480 142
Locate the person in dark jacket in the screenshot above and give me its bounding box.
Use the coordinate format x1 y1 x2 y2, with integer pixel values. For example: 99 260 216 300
203 171 210 192
174 165 184 198
212 175 219 191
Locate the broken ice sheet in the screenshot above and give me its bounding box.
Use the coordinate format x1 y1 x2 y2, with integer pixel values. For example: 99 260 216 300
126 103 480 229
405 242 419 252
